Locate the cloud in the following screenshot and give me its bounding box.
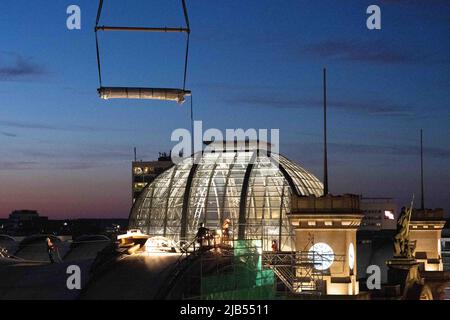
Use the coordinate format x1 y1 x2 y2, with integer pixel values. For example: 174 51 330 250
0 52 46 80
20 146 136 167
203 82 416 117
50 162 101 170
0 160 102 171
0 119 89 132
1 131 17 138
378 0 449 5
329 142 450 159
299 40 423 65
0 161 38 170
287 141 450 161
226 94 415 117
0 119 124 133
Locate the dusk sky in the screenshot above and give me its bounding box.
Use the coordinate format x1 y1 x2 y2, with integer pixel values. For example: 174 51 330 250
0 0 449 219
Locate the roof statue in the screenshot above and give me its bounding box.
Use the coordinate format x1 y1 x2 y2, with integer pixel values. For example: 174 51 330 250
393 196 416 258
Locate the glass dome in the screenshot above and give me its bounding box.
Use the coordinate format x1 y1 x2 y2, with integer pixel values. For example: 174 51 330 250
129 149 323 251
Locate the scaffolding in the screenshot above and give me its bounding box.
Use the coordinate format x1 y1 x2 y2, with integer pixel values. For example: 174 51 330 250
230 221 296 252
262 234 345 296
156 226 346 299
187 239 276 300
190 226 336 297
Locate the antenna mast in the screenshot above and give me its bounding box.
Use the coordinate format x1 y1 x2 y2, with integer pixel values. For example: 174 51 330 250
420 129 424 210
323 68 329 196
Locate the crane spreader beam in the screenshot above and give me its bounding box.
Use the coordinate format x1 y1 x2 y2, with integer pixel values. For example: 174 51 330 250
98 87 191 104
96 26 190 33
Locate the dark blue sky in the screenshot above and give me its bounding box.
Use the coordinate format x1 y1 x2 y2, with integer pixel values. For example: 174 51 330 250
1 0 449 218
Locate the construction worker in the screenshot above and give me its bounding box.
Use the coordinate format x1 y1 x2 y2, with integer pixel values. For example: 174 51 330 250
195 223 209 249
46 237 56 263
271 239 278 252
222 219 231 244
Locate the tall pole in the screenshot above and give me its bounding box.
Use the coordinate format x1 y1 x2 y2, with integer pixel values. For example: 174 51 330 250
323 68 329 196
190 95 194 158
420 129 424 210
134 147 137 162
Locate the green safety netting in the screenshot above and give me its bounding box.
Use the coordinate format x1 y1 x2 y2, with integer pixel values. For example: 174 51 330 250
201 240 276 300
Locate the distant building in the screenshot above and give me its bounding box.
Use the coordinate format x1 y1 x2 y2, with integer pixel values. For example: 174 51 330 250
442 226 450 273
0 219 7 234
359 197 397 231
132 152 173 204
9 210 40 221
7 210 48 236
70 218 128 239
0 213 128 238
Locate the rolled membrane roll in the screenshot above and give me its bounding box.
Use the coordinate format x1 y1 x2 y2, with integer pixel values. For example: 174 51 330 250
98 87 191 104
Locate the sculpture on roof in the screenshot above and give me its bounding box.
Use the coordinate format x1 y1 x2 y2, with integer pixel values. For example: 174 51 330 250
393 196 416 258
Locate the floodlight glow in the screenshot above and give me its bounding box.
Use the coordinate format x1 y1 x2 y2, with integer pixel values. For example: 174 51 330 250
117 229 147 240
144 236 177 253
348 242 355 270
384 210 395 220
309 242 334 270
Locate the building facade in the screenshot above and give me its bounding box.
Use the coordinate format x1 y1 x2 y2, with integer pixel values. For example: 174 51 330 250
410 208 446 272
132 153 173 204
359 197 397 231
289 194 363 295
6 210 48 236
